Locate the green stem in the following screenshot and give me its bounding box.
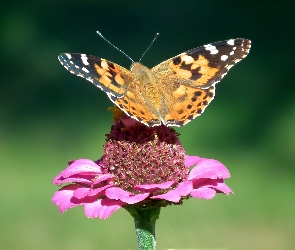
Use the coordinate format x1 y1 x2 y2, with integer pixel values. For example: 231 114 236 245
125 206 161 250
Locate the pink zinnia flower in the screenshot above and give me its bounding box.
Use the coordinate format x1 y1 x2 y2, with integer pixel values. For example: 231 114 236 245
52 108 232 219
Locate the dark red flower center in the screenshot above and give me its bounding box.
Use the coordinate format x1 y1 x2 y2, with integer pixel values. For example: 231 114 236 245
101 115 188 192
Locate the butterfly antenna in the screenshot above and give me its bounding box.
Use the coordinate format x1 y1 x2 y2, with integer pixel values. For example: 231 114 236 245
96 31 134 63
139 33 159 62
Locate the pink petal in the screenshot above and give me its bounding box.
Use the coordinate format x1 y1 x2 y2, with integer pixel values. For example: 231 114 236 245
192 178 221 188
52 184 97 212
52 177 93 186
52 159 103 185
105 187 150 204
185 155 203 167
73 184 113 199
151 181 193 202
188 159 230 180
92 174 115 185
211 182 233 195
73 186 90 199
84 198 125 219
190 187 217 200
63 159 103 175
192 179 232 195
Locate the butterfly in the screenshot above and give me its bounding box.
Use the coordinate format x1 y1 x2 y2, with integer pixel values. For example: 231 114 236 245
58 35 251 127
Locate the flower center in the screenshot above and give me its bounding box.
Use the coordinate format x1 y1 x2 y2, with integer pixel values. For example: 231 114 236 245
101 118 188 192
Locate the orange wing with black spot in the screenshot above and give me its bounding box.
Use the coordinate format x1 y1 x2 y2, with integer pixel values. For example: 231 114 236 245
58 53 133 97
150 38 251 126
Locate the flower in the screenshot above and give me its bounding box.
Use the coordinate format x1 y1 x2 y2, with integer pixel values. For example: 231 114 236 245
52 110 232 219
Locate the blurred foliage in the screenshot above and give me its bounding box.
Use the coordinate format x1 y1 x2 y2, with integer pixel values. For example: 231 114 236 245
0 1 294 250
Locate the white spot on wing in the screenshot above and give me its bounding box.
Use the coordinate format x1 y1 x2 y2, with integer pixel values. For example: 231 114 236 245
82 67 89 73
64 53 72 59
81 54 89 65
221 55 228 61
227 39 235 45
181 54 194 63
230 51 234 55
204 44 218 54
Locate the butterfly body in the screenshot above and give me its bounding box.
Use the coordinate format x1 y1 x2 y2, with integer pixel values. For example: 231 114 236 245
58 38 251 127
131 62 167 125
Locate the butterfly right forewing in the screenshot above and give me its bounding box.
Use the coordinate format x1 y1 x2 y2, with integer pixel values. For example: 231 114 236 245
151 38 251 126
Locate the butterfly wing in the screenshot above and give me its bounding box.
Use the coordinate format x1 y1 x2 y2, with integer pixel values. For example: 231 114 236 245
108 86 162 127
151 38 251 126
58 53 134 97
58 39 250 127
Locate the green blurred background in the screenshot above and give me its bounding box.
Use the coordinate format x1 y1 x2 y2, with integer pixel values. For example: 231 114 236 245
1 1 294 250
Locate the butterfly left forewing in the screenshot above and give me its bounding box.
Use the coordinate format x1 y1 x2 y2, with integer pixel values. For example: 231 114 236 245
58 53 134 97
